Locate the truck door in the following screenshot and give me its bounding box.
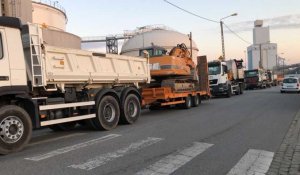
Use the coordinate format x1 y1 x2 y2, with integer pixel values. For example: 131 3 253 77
0 29 11 87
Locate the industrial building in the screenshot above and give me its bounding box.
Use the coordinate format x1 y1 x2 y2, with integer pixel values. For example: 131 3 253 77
247 20 278 70
0 0 81 49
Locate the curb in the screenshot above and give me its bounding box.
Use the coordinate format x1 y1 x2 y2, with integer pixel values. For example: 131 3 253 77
267 108 300 175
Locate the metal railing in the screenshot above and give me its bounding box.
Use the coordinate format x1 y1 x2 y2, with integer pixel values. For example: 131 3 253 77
32 0 66 15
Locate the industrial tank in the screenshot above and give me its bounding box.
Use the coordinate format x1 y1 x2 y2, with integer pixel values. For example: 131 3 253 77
32 0 67 31
0 0 32 23
121 26 199 62
31 0 81 49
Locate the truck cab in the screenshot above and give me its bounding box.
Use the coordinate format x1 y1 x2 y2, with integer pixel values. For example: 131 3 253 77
208 59 244 97
244 69 267 89
208 61 229 95
0 18 27 93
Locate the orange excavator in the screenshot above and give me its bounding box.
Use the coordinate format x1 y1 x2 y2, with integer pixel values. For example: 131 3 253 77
141 43 210 109
145 43 198 92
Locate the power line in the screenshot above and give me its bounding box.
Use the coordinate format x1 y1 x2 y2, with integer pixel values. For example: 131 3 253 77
163 0 219 23
163 0 251 45
223 23 252 44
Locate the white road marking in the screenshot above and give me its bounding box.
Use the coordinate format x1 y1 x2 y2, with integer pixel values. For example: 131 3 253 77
136 142 213 175
69 137 163 171
25 134 121 161
227 149 274 175
28 133 86 147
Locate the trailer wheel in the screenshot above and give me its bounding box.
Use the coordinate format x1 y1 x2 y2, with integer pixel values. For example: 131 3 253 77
120 94 141 124
93 95 120 130
182 96 192 109
0 105 32 154
192 95 200 107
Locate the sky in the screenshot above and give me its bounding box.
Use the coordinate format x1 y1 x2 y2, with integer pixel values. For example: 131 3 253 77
58 0 300 64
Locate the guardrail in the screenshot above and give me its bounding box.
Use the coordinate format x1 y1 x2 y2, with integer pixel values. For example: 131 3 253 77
32 0 66 15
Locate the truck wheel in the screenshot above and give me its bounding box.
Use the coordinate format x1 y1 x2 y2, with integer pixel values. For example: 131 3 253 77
226 85 232 98
182 96 192 109
93 95 120 130
0 105 32 154
192 95 200 107
235 87 240 95
120 94 141 124
239 84 244 94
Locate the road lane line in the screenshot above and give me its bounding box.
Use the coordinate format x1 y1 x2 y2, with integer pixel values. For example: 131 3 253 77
25 134 121 161
136 142 213 175
28 133 86 147
227 149 274 175
69 137 163 171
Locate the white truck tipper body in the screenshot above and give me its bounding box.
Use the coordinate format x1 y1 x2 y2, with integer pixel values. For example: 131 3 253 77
0 17 150 154
208 59 245 97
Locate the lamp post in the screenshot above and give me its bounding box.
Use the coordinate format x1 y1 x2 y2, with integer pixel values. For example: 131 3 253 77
280 53 285 76
220 13 238 61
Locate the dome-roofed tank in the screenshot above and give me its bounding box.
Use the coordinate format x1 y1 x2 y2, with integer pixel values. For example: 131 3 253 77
121 26 199 62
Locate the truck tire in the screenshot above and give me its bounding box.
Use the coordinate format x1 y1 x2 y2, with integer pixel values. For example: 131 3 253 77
226 85 232 98
92 95 120 130
120 94 141 124
235 86 240 95
192 95 200 107
239 84 244 94
0 105 32 154
182 96 192 109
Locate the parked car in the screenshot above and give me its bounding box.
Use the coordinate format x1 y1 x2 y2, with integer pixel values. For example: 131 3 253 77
281 75 300 93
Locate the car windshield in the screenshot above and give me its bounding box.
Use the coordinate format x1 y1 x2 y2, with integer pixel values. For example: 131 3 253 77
208 63 221 75
245 70 258 78
283 78 297 84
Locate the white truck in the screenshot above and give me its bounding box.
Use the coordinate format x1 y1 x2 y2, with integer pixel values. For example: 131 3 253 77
208 59 245 97
0 17 150 154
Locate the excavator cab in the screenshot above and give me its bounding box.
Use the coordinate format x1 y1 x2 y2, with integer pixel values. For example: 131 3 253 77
139 46 167 58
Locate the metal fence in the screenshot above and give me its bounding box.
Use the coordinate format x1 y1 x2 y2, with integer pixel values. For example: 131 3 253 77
32 0 66 15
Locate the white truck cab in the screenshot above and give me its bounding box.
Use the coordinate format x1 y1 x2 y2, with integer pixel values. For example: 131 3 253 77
0 19 27 91
208 59 245 97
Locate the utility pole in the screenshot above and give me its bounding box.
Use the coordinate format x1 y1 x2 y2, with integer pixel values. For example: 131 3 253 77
220 21 225 60
220 13 238 61
189 32 193 59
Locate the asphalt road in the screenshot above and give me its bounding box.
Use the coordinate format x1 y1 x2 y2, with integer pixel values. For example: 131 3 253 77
0 87 299 175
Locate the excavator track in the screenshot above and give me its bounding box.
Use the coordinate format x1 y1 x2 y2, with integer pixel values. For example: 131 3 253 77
161 79 197 92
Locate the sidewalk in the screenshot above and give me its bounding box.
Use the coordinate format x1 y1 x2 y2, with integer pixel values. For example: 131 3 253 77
267 108 300 175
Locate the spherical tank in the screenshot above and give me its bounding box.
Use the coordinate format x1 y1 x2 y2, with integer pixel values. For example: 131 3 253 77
121 29 199 62
32 0 67 31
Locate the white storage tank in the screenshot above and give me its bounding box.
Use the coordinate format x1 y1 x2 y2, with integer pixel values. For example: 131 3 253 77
32 0 67 31
0 0 32 23
121 26 199 62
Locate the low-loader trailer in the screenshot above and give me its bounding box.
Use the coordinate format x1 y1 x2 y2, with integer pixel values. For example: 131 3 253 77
141 44 210 109
0 17 150 154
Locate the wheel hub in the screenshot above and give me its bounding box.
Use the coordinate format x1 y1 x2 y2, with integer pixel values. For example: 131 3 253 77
128 101 137 118
103 104 116 122
0 116 24 144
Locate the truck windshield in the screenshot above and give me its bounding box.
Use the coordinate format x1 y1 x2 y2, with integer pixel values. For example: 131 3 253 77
283 78 297 84
245 70 258 78
208 63 221 75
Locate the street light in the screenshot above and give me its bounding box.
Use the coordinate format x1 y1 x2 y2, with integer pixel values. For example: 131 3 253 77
280 53 285 76
220 13 238 61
